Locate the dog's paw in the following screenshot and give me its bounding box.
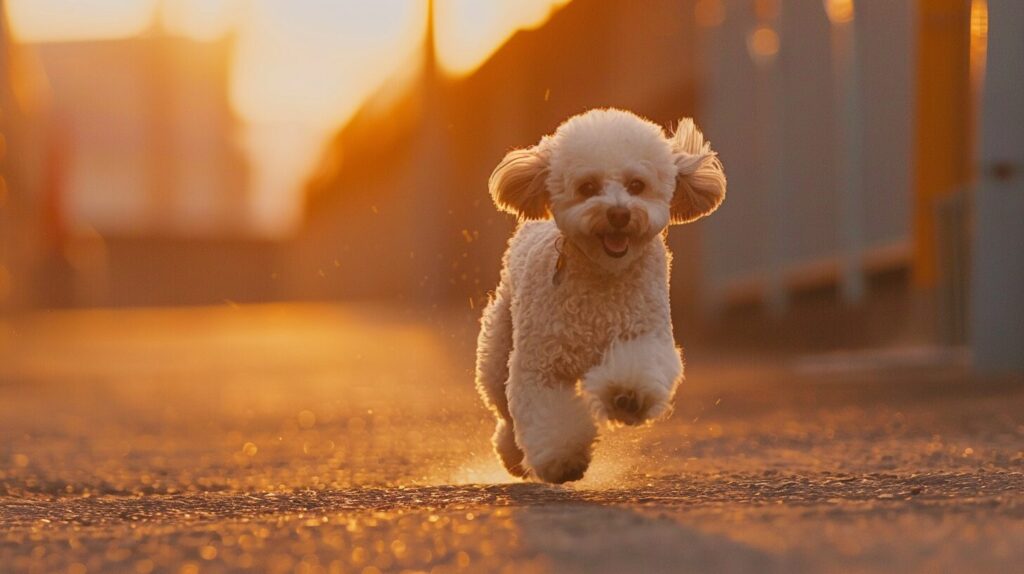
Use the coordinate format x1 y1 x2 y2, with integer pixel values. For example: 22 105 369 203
530 451 591 484
580 332 682 427
599 384 670 426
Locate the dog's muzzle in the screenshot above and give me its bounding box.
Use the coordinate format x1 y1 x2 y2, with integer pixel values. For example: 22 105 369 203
600 207 632 257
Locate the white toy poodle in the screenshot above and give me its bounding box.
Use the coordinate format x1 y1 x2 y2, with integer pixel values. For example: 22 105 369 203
475 108 727 483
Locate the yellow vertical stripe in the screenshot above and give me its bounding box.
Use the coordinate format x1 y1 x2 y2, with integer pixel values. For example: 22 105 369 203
913 0 972 288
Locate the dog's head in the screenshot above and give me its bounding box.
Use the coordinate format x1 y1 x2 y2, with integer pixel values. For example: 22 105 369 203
489 108 726 270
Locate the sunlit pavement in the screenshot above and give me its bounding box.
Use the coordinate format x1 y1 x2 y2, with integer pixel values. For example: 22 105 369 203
1 305 1022 573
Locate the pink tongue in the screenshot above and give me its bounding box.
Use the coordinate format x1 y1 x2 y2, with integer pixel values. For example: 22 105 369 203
603 234 629 253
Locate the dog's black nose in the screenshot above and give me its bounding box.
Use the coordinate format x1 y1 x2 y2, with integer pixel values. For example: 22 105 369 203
607 207 631 229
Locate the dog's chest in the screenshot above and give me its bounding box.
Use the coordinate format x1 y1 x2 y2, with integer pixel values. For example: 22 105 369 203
524 273 657 381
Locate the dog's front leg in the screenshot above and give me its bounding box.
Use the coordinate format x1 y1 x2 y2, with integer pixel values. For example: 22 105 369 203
581 331 683 426
506 356 597 484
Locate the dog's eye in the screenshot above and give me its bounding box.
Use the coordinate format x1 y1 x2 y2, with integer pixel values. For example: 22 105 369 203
577 181 599 197
627 179 646 195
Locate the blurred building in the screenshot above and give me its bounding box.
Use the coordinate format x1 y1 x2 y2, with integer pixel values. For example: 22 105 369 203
694 0 922 349
37 34 248 237
296 0 1007 359
694 0 989 353
15 28 269 307
4 0 1018 369
293 0 704 312
0 2 50 312
294 0 906 349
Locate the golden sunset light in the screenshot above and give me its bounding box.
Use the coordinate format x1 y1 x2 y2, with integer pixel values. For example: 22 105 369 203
8 0 571 123
227 1 427 233
6 0 158 42
2 2 1022 572
159 0 243 42
229 1 425 128
434 0 571 76
4 0 570 235
9 0 418 127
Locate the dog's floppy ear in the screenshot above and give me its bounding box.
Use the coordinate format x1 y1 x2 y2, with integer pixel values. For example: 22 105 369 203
668 118 726 224
488 140 551 220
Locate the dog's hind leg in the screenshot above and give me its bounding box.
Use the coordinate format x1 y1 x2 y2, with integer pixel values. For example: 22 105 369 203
476 285 514 420
475 285 526 476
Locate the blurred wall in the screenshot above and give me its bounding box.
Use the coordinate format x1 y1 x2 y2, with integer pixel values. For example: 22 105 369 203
4 0 993 357
0 4 52 311
9 33 256 308
688 0 931 350
293 0 938 351
699 0 915 309
293 0 706 321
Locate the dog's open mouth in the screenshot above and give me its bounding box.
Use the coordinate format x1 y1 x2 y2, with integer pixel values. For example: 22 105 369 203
600 232 630 258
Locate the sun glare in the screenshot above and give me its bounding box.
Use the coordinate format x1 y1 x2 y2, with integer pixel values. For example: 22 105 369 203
434 0 572 77
230 1 426 128
6 0 159 43
824 0 855 25
969 0 988 84
230 0 427 235
4 0 568 235
160 0 244 42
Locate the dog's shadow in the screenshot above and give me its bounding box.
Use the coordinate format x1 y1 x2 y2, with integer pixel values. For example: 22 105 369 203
476 482 790 574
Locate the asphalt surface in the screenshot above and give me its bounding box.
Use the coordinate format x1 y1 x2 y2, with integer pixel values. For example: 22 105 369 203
1 304 1022 573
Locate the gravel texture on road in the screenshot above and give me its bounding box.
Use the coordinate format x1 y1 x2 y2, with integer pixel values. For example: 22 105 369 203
1 305 1022 573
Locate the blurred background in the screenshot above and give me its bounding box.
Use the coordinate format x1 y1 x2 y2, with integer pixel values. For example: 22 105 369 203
0 0 1020 372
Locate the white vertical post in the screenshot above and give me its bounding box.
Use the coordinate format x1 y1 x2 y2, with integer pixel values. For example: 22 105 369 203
971 0 1024 372
748 6 788 314
826 0 866 304
695 0 726 314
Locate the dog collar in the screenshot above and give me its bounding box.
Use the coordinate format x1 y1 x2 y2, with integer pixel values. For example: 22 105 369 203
553 237 567 286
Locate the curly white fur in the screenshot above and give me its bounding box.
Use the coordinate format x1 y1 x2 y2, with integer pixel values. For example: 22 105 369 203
581 331 684 425
476 109 725 483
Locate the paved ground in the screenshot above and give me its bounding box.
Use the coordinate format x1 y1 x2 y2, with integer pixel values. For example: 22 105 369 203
0 304 1022 573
